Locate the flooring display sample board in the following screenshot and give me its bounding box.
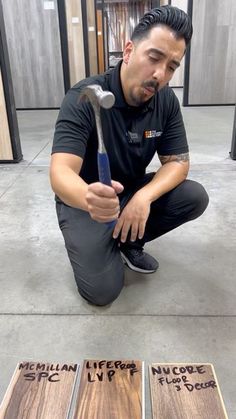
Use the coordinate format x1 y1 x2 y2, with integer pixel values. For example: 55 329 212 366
230 105 236 160
74 359 144 419
2 0 65 108
149 363 228 419
168 0 187 88
0 361 79 419
65 0 86 86
0 69 12 160
184 0 236 105
0 0 22 162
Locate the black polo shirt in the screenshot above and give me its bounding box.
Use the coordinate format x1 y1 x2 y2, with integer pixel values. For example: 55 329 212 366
52 61 188 188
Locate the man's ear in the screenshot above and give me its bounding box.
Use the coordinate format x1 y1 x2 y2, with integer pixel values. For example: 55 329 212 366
123 41 134 64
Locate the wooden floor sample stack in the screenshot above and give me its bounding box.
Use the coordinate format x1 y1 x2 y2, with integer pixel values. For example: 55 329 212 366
0 361 79 419
74 359 144 419
149 363 228 419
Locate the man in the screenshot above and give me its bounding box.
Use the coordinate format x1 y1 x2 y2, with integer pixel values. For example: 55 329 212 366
50 6 209 306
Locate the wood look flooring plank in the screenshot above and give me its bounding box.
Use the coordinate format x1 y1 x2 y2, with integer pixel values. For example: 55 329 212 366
86 0 98 76
97 10 105 74
0 361 79 419
2 0 65 108
0 69 13 160
66 0 85 86
149 363 228 419
188 0 236 104
74 359 144 419
169 0 187 87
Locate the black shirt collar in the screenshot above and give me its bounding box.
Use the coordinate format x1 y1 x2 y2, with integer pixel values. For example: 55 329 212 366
107 60 155 112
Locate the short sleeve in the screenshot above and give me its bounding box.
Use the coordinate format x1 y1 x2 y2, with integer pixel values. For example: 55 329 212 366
156 88 189 156
52 87 95 158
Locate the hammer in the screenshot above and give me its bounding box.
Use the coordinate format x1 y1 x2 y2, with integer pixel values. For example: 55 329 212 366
78 84 116 227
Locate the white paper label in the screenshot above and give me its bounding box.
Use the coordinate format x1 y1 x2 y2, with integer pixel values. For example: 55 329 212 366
97 31 102 35
72 17 79 24
44 1 55 10
88 26 95 32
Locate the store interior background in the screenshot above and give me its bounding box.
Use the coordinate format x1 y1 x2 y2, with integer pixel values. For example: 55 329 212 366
0 0 236 417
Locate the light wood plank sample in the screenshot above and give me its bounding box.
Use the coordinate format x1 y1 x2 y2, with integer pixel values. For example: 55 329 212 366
0 361 79 419
149 363 228 419
65 0 86 86
86 0 98 76
97 10 105 74
74 359 144 419
0 69 13 160
169 0 187 88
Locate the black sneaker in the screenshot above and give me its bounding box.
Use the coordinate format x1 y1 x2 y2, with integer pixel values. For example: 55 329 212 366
120 245 159 274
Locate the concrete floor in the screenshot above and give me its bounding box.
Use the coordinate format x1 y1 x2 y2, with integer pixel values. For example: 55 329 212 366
0 89 235 418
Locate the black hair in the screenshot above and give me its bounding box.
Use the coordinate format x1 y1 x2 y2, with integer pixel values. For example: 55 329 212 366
131 5 193 46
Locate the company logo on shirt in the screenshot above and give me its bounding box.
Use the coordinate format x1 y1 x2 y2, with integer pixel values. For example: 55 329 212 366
144 130 163 139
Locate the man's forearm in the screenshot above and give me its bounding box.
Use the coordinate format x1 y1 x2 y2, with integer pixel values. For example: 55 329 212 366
135 161 189 203
50 166 89 210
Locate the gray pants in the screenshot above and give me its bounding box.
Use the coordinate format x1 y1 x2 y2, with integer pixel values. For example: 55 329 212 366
56 175 209 306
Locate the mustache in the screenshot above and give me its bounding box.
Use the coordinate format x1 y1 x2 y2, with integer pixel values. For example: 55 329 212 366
142 81 159 92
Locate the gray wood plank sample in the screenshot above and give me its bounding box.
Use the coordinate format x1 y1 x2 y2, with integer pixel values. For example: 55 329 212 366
2 0 65 108
230 105 236 159
187 0 236 105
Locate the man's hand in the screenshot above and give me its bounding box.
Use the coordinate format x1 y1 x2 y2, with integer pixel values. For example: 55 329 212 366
86 180 124 223
113 192 151 243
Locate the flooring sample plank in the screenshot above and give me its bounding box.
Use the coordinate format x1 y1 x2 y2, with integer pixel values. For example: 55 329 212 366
188 0 236 104
86 0 98 76
0 69 13 160
97 10 105 74
0 361 79 419
149 363 228 419
65 0 85 86
2 0 65 108
74 359 144 419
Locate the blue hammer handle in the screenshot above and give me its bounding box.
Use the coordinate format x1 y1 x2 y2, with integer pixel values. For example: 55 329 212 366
97 151 116 229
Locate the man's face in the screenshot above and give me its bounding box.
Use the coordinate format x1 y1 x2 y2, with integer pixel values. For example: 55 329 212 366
121 25 186 106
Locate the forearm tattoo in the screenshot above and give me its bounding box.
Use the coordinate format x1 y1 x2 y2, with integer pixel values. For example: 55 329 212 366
159 153 190 165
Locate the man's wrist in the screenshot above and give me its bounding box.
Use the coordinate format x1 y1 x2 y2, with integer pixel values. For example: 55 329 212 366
135 187 156 204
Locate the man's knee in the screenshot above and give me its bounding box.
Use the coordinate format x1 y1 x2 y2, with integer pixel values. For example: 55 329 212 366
185 180 209 219
74 261 124 306
78 278 124 306
79 286 122 306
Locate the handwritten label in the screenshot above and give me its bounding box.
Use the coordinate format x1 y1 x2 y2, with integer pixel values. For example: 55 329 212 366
151 364 217 393
86 360 139 383
19 362 78 383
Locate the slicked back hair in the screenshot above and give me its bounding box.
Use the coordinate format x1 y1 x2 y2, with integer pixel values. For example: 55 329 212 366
131 5 193 46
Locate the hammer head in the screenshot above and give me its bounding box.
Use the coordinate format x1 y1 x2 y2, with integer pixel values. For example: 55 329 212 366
78 84 115 109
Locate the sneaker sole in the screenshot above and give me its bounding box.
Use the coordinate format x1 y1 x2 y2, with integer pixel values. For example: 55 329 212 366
120 252 158 274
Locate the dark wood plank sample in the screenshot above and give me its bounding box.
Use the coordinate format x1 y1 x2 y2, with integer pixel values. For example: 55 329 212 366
0 361 79 419
74 359 144 419
149 363 228 419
